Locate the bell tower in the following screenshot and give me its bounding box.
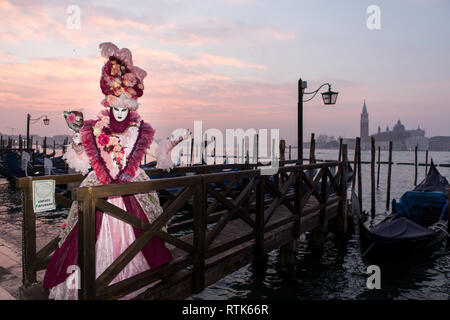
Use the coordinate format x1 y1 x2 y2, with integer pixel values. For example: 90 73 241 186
360 100 369 139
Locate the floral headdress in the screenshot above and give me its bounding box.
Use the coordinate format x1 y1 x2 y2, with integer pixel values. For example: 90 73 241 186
99 42 148 111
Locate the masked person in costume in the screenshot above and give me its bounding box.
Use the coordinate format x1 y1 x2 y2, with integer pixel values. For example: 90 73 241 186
43 42 190 299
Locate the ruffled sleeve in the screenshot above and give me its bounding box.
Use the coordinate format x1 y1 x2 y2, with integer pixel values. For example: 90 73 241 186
62 143 91 175
148 137 175 172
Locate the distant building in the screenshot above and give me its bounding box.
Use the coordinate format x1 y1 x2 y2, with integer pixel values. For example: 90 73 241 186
429 136 450 151
360 101 369 139
359 101 430 151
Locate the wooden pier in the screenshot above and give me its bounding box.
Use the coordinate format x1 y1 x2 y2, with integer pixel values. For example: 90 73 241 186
16 148 349 300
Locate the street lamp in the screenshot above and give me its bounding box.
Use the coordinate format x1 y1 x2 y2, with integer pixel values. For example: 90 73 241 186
298 78 339 163
27 114 50 151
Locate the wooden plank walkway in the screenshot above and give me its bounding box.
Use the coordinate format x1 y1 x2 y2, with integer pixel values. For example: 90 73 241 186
139 197 340 300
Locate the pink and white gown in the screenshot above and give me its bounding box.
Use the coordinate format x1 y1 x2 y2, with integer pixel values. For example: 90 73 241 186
43 109 175 300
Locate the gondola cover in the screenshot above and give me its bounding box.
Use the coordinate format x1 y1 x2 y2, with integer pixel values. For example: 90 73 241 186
371 217 435 245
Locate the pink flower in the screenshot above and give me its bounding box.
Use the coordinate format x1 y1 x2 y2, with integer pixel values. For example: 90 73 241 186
98 134 110 146
66 113 76 123
61 223 67 229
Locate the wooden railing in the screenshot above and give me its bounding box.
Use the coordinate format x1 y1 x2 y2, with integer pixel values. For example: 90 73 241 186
16 174 85 287
17 151 349 300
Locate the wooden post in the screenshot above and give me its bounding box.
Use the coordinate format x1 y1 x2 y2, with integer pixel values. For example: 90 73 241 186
377 146 381 189
356 137 362 212
256 133 259 164
213 136 216 165
351 141 358 194
414 145 418 186
193 181 206 293
279 239 297 274
447 190 450 247
241 138 245 164
425 150 429 175
340 144 348 233
371 137 376 218
309 133 315 163
78 187 97 300
53 140 56 155
280 140 286 161
254 175 265 268
22 177 37 286
309 133 315 179
386 141 393 210
295 169 303 238
279 140 286 184
43 136 47 155
289 145 292 160
18 134 23 152
190 137 194 166
338 138 343 161
62 137 68 154
310 166 330 249
203 134 207 165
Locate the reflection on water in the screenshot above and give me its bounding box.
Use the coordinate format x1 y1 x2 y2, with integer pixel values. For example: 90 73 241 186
0 149 449 299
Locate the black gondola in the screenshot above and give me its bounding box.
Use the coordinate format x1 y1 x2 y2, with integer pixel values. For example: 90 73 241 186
355 161 449 264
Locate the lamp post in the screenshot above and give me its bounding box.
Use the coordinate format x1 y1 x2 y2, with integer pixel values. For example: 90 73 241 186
297 78 339 163
26 114 50 151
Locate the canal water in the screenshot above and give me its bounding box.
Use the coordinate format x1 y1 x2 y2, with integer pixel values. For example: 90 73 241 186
0 149 448 300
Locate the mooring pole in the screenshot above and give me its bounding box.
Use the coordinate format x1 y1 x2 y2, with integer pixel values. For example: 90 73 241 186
309 133 315 179
377 146 381 189
356 137 362 212
371 137 376 218
386 141 393 210
447 190 450 247
190 137 194 166
213 136 216 165
338 138 343 161
425 149 429 175
414 145 418 186
204 134 208 165
351 140 358 194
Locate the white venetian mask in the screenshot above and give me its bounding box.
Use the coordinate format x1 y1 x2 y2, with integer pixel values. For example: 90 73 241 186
112 107 129 122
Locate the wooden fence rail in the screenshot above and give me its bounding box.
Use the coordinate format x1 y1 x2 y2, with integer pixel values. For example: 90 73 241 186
17 157 348 300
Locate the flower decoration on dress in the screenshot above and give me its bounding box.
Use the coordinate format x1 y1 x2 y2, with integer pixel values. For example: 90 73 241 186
91 112 139 170
99 42 148 111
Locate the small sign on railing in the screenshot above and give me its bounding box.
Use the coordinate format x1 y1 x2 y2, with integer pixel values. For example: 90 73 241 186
32 180 56 212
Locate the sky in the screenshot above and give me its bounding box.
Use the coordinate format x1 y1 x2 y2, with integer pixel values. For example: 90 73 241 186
0 0 449 146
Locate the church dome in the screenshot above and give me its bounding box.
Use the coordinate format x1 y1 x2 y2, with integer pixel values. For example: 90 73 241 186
393 119 405 132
